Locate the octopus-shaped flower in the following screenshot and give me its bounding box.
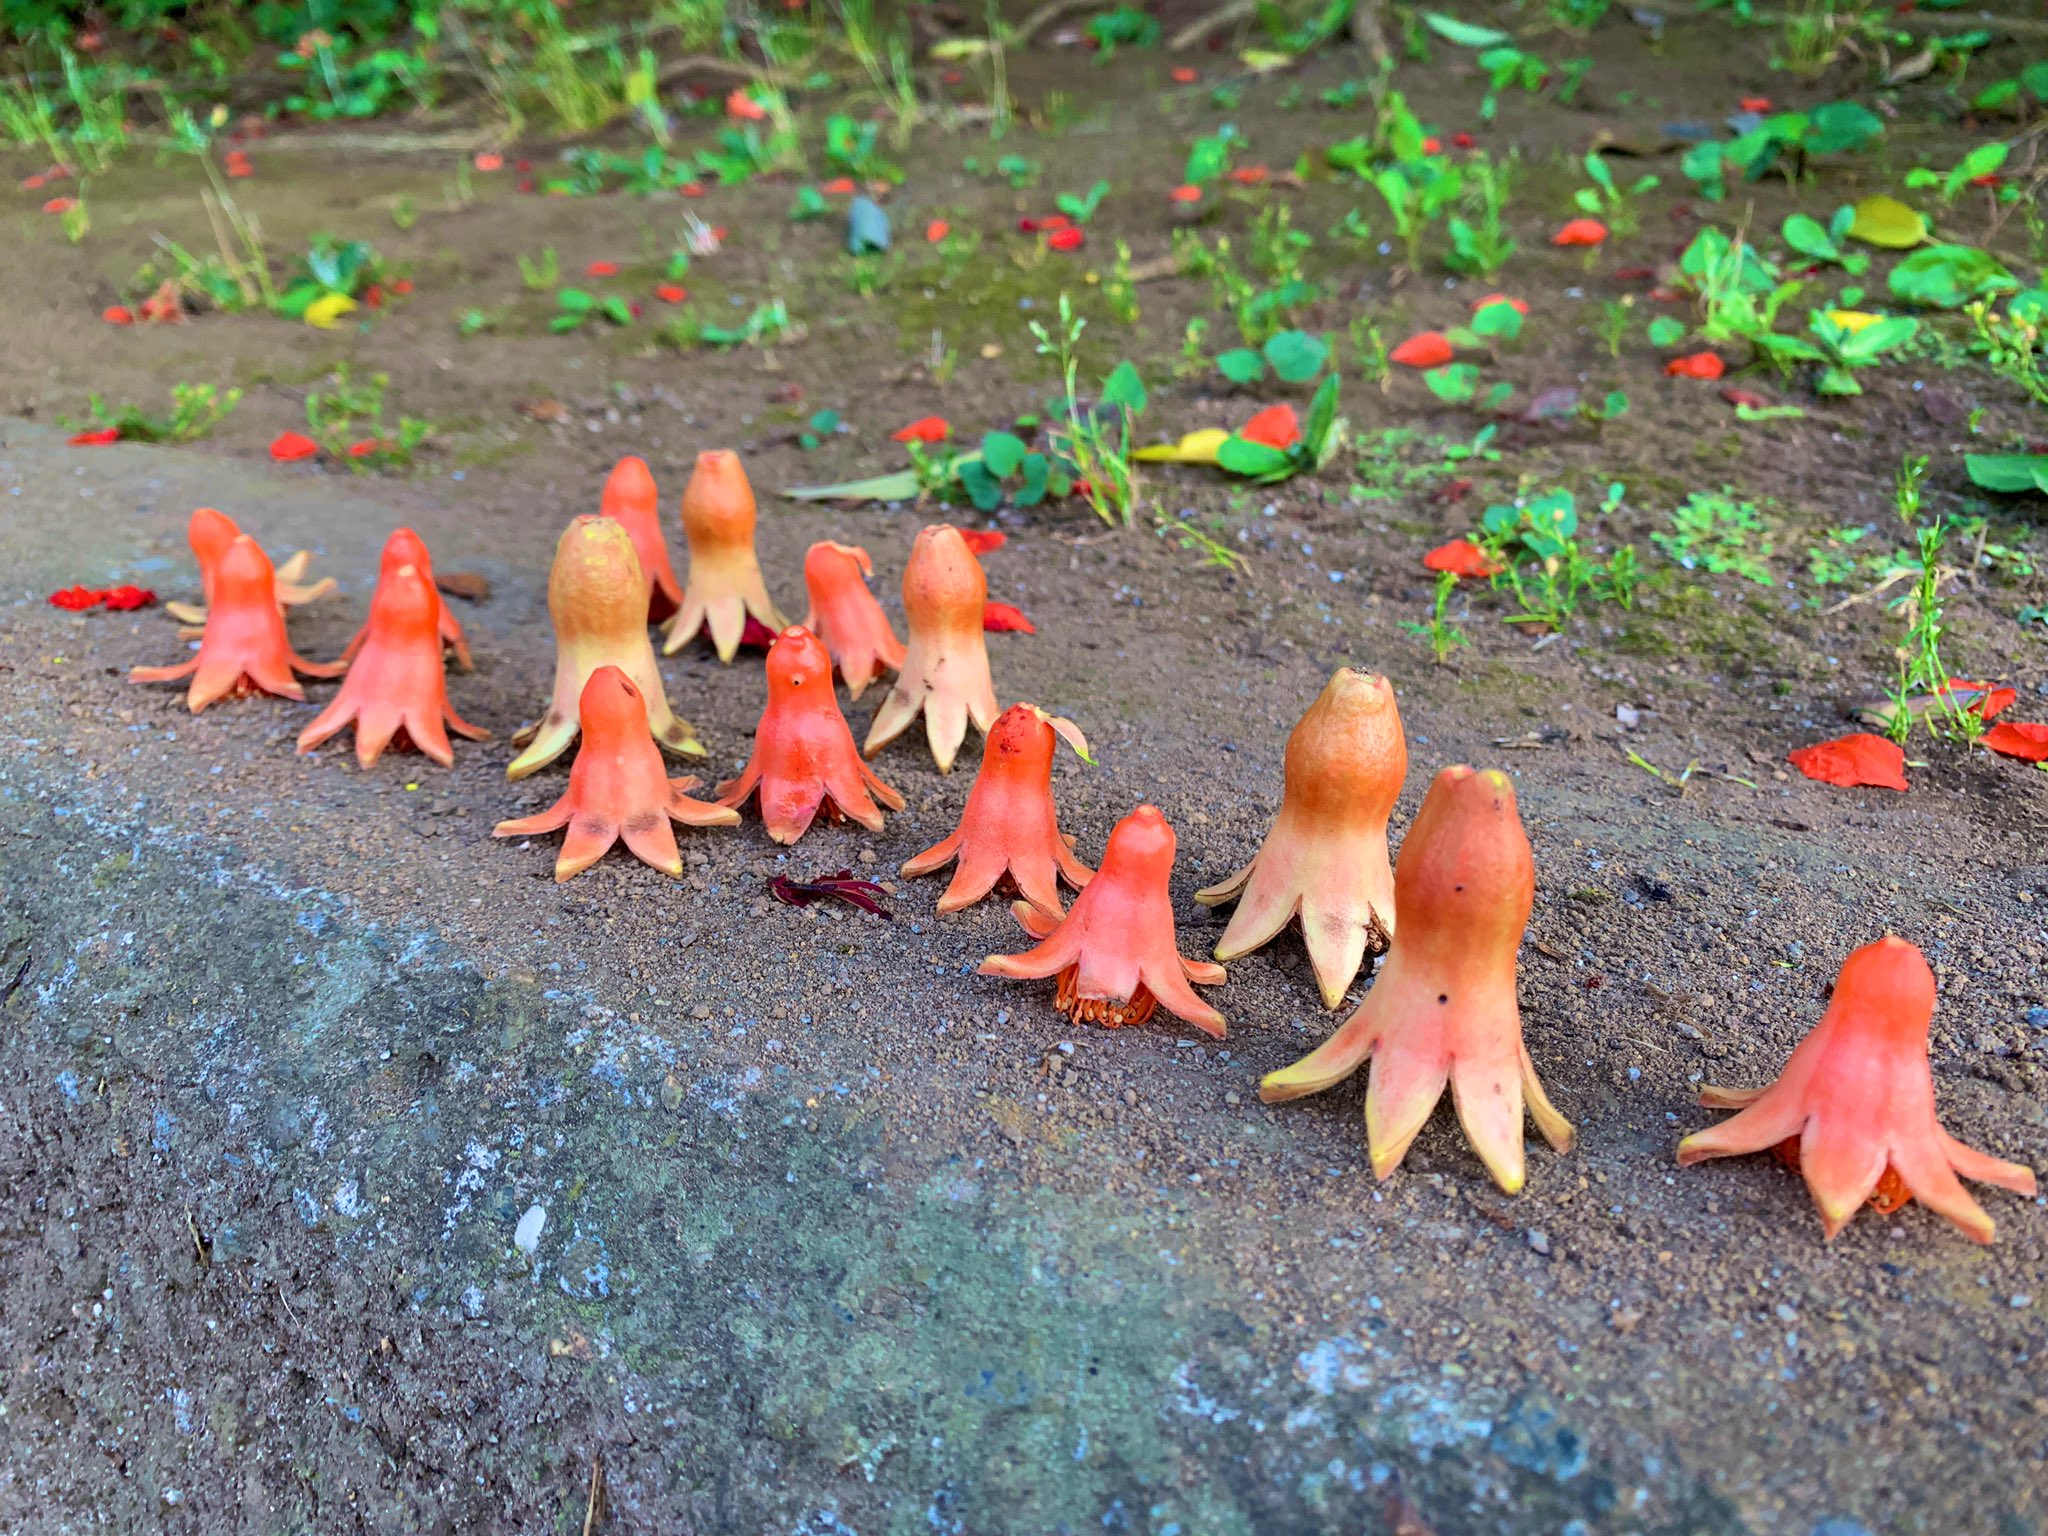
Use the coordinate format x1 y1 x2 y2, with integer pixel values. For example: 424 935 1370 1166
600 454 684 624
131 534 343 710
340 527 470 670
801 540 904 700
864 524 1001 773
163 506 335 630
661 450 787 662
1260 766 1574 1194
1678 935 2036 1243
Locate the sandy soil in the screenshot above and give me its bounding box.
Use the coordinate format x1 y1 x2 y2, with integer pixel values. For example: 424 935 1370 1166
2 17 2046 1535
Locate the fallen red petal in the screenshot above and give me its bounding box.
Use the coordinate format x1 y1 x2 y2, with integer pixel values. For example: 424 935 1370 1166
1740 96 1773 111
739 614 778 650
1423 538 1502 579
655 283 688 303
1721 386 1770 408
726 88 768 122
1227 165 1270 185
926 219 950 243
585 260 620 277
270 431 320 463
821 177 857 196
68 427 122 446
891 415 951 444
1168 184 1203 204
1943 679 2017 720
1390 331 1456 368
982 601 1035 634
1982 721 2048 763
960 530 1006 555
1552 218 1609 247
1170 66 1199 83
102 306 134 325
1469 293 1529 315
42 196 76 214
48 585 107 610
473 151 504 172
1239 403 1302 451
1047 227 1086 252
1666 351 1726 380
1452 131 1476 149
1788 733 1908 792
103 584 157 610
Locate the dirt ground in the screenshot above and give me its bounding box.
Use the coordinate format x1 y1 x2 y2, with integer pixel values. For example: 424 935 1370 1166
2 14 2047 1535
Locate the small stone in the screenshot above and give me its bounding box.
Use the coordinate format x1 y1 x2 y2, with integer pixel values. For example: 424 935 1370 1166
1526 1229 1551 1256
857 849 877 866
513 1205 546 1257
1224 1091 1242 1107
1122 1088 1138 1107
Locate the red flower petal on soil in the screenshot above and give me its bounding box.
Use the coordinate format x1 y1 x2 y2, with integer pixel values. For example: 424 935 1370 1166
1169 184 1202 204
42 196 76 214
270 431 320 463
1390 331 1456 368
1239 404 1301 451
1452 131 1476 148
347 439 384 458
68 427 121 446
1423 539 1502 579
585 260 620 277
1721 386 1769 408
48 585 107 610
1469 293 1528 315
655 283 688 304
821 176 857 195
104 584 156 610
1421 137 1442 154
1788 733 1908 792
926 219 950 243
473 151 504 172
1666 351 1726 380
892 416 951 443
1982 722 2048 763
225 155 253 179
960 530 1006 555
983 601 1035 634
517 178 536 194
1170 66 1199 83
1552 218 1608 247
681 182 707 197
21 172 46 190
726 88 767 122
1944 679 2017 720
392 278 413 296
739 614 779 650
1228 165 1270 185
1019 214 1072 233
1047 227 1086 252
103 305 134 325
363 284 385 309
1740 96 1772 111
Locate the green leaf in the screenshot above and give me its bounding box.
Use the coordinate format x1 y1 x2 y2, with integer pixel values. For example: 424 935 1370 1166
1302 373 1342 456
1422 363 1478 404
1216 348 1267 384
1646 315 1686 348
959 458 1005 510
1100 360 1148 413
1214 437 1295 477
601 296 634 325
1469 300 1523 341
847 195 891 254
784 468 925 502
1887 243 2017 308
1262 329 1329 383
556 288 596 312
1816 365 1861 396
1421 11 1511 48
981 430 1028 477
1781 213 1838 261
1803 101 1883 157
1965 454 2048 495
1016 453 1051 505
790 186 828 221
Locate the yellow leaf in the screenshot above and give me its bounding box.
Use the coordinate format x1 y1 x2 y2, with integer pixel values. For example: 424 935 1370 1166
1134 428 1230 466
1825 309 1884 333
930 38 989 59
1847 195 1929 250
1238 49 1292 73
304 293 359 330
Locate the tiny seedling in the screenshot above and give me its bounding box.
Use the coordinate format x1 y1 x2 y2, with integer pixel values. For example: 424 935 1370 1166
1400 569 1468 663
1575 152 1658 238
73 383 242 444
519 247 560 290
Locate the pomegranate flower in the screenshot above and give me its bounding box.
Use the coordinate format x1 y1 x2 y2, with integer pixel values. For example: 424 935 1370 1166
509 516 704 780
130 535 344 710
1678 936 2036 1243
1390 331 1456 368
1197 670 1408 1007
864 525 1000 774
600 455 684 624
1552 218 1608 247
979 804 1225 1037
299 560 488 768
718 626 905 844
801 540 905 700
902 703 1094 916
163 506 334 628
662 450 788 662
1423 539 1502 579
341 527 470 671
496 666 737 881
1260 767 1575 1193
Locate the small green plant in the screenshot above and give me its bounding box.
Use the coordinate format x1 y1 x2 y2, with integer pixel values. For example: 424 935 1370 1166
1400 569 1468 663
1029 293 1146 527
1248 203 1312 283
1105 241 1141 325
1596 297 1634 357
1652 490 1775 584
1054 179 1110 226
1213 375 1347 484
519 247 560 291
1445 151 1518 276
1475 489 1636 627
1574 152 1658 239
1753 308 1917 395
1904 140 2008 206
1884 457 1981 744
1965 292 2048 406
551 288 634 333
1215 329 1329 387
72 384 242 444
305 366 430 472
1780 206 1868 274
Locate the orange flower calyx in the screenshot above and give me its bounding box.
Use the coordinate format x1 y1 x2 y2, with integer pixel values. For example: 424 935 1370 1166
600 455 684 624
1259 766 1574 1193
298 559 489 768
660 450 787 662
717 626 906 844
509 516 704 780
162 506 335 628
496 666 737 881
1197 669 1408 1008
979 804 1226 1037
902 703 1094 916
801 540 905 701
864 524 1000 773
130 534 345 710
341 527 471 671
1677 936 2036 1243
